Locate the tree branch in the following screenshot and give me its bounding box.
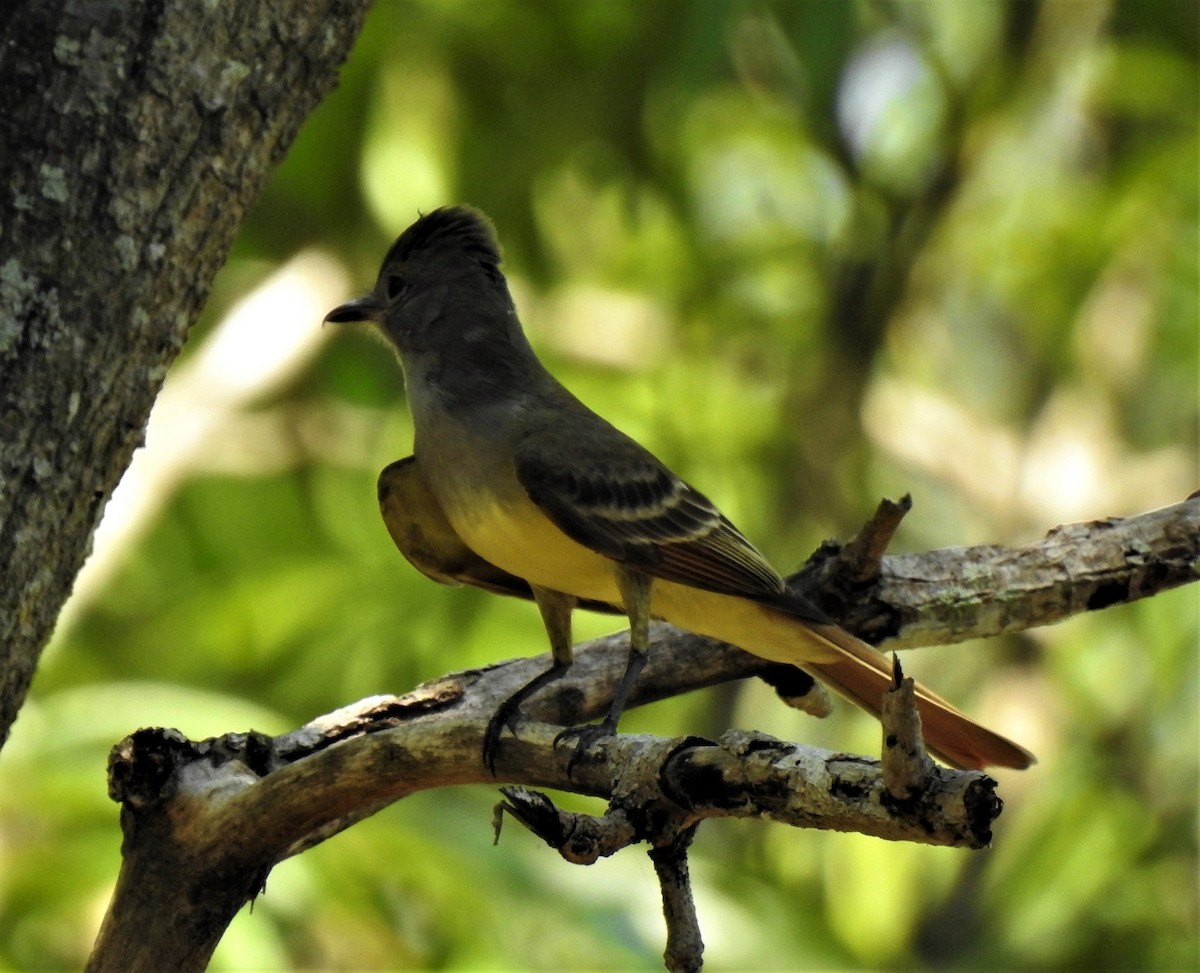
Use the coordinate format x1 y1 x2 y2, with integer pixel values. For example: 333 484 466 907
87 498 1198 969
92 678 1000 971
793 494 1200 648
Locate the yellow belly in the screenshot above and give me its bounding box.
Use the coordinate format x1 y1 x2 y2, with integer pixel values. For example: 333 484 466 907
446 491 623 604
443 491 842 666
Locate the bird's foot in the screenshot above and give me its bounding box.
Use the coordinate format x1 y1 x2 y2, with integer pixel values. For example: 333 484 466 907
482 698 525 775
554 717 618 775
482 660 574 776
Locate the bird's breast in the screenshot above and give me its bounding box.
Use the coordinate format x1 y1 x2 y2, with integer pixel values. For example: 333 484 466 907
416 420 620 606
451 492 622 604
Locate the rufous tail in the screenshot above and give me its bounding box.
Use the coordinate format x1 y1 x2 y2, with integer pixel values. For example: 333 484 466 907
798 621 1035 770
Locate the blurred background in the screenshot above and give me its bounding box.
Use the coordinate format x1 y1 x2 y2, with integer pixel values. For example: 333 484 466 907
2 1 1197 969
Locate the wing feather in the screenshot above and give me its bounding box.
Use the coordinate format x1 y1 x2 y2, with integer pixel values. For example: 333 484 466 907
514 422 788 599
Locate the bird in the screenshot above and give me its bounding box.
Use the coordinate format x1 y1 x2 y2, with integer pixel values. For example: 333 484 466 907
325 205 1035 774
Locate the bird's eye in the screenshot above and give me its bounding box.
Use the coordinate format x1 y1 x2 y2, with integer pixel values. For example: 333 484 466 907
386 275 408 300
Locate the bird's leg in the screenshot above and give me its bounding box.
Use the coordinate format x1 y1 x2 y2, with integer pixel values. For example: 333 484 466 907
603 567 652 729
482 585 576 775
555 567 652 768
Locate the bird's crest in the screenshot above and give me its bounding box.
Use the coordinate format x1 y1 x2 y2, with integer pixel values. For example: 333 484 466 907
383 206 502 271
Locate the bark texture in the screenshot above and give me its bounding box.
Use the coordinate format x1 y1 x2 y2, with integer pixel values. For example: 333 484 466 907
0 0 371 747
91 685 1000 971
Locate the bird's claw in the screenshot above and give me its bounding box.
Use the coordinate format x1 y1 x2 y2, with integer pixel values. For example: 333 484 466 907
482 700 525 775
553 719 617 775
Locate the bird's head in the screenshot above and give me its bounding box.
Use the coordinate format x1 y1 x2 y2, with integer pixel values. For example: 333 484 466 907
324 206 512 355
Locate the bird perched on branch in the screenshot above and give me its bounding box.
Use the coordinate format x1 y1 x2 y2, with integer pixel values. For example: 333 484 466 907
325 206 1035 774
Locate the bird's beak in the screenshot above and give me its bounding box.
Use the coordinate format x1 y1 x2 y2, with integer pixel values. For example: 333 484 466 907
323 294 384 324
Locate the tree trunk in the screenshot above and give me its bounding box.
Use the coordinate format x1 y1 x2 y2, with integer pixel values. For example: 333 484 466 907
0 0 370 749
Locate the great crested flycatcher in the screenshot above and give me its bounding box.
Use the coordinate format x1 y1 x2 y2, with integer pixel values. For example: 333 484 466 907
326 206 1035 773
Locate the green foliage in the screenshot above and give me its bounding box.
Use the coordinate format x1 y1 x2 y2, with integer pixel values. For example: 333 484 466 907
3 1 1197 969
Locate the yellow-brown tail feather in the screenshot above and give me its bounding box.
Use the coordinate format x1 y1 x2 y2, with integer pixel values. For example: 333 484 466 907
800 622 1035 770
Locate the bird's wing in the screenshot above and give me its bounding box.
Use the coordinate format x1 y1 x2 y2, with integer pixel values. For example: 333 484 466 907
378 457 621 612
514 420 795 601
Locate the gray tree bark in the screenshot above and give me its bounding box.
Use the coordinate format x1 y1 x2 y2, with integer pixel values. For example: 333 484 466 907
0 0 371 749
